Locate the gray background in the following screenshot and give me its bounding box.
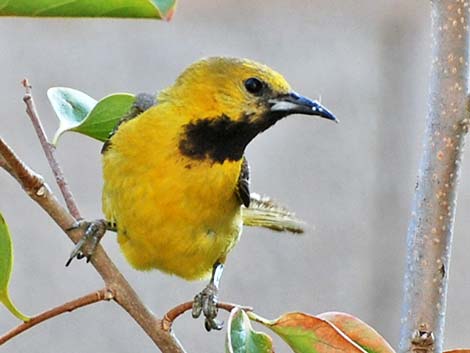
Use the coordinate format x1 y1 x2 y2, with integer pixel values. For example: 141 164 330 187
1 1 470 352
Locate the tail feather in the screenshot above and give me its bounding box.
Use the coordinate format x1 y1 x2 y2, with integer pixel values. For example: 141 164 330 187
241 193 307 234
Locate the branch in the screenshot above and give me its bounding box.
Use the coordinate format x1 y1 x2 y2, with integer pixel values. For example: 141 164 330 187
0 137 44 193
0 288 113 345
0 154 18 182
399 2 470 353
0 86 186 352
22 79 81 220
0 155 8 169
162 301 253 331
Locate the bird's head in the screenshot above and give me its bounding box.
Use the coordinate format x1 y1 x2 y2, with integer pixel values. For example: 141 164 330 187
158 57 337 163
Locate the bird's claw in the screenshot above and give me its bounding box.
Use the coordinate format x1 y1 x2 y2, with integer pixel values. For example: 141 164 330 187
192 284 223 331
66 219 107 266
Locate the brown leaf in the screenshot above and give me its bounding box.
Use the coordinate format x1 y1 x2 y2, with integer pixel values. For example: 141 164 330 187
249 311 367 353
318 312 395 353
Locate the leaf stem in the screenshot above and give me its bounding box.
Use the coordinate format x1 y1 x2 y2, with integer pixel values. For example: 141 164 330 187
0 290 30 323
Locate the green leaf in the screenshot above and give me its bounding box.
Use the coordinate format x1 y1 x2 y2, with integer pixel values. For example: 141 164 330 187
0 0 177 20
48 87 97 145
248 311 367 353
48 87 135 145
74 93 135 142
317 312 395 353
226 308 273 353
0 213 30 322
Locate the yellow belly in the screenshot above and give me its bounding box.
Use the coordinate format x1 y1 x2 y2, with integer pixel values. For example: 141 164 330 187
102 123 243 280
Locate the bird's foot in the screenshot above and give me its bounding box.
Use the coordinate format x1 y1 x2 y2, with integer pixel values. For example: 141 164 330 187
192 283 223 331
66 219 107 266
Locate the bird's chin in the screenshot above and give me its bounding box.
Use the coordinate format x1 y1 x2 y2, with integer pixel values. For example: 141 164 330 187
251 111 289 133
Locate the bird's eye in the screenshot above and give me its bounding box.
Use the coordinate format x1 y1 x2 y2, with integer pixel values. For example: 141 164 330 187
244 77 264 95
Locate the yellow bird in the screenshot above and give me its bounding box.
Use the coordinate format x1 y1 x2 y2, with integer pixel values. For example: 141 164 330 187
68 57 336 330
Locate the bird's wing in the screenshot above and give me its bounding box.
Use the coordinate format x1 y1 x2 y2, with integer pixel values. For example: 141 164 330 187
101 93 157 154
242 193 307 234
236 157 251 207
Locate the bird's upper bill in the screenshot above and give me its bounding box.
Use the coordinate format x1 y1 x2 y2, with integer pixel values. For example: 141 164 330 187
269 91 338 123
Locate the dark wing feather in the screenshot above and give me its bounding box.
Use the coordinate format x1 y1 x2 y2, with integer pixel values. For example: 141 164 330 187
101 92 156 154
236 157 251 207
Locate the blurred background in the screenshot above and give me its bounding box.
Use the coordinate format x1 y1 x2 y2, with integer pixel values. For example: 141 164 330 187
1 1 470 352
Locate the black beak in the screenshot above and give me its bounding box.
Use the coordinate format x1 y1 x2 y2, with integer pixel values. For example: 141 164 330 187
269 91 338 123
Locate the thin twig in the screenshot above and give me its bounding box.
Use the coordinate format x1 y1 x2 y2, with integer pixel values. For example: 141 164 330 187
21 79 81 220
0 288 113 345
399 2 470 353
162 301 253 331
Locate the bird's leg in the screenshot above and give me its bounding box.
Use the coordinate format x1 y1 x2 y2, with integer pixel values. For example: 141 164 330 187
192 262 224 331
65 219 112 266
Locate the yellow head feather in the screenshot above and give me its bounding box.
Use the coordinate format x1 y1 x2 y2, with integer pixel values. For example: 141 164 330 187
158 57 292 122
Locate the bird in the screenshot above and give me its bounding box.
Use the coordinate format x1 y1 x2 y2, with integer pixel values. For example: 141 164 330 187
67 57 337 330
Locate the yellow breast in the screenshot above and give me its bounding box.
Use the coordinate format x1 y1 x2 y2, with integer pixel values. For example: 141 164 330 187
102 104 243 280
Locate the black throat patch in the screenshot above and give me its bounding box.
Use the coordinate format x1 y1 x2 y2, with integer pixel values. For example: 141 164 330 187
179 114 267 163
